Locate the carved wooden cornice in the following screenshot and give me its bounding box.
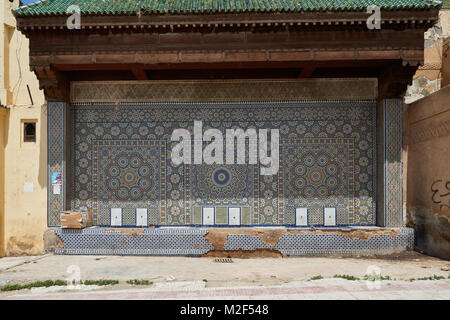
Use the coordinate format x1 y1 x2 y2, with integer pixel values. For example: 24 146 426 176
32 66 69 102
23 26 427 70
378 62 419 99
28 49 425 67
16 9 439 102
70 78 378 103
15 10 440 31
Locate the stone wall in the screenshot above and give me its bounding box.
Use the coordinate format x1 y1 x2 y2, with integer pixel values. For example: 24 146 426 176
405 9 449 104
404 85 450 260
443 38 450 87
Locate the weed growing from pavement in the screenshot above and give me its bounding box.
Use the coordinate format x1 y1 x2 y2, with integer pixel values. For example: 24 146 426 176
1 280 68 291
417 275 446 281
1 279 120 291
82 280 119 286
363 274 391 281
333 274 360 281
126 279 152 285
202 279 208 282
409 275 447 282
307 274 394 281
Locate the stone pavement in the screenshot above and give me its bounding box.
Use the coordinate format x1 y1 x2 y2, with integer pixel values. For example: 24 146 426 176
2 279 450 300
0 252 449 300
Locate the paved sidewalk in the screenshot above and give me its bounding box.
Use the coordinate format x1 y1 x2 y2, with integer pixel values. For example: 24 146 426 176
0 252 449 299
0 255 49 271
2 279 450 300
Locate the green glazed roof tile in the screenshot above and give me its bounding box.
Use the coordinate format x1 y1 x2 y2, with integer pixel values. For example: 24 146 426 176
13 0 442 17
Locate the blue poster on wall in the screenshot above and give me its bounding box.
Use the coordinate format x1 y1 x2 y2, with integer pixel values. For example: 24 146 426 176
51 172 62 185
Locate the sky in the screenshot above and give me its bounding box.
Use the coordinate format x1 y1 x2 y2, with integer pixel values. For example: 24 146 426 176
21 0 40 5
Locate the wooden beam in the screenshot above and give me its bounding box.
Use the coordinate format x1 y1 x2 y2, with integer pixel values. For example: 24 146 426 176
378 62 418 99
32 66 70 102
131 66 148 80
47 53 402 71
26 28 427 57
51 60 392 73
298 65 316 78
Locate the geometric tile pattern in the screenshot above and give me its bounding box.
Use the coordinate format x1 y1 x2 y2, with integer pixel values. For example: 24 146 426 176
54 227 413 256
190 164 258 222
69 101 377 226
54 228 213 256
224 235 269 251
92 140 166 226
281 138 355 225
224 228 414 256
122 208 136 226
47 102 66 226
382 99 403 227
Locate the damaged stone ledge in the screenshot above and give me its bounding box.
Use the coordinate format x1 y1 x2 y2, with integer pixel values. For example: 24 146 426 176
202 227 411 258
204 227 403 248
43 226 413 258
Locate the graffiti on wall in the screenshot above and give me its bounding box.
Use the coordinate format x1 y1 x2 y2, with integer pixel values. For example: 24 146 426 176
431 180 450 211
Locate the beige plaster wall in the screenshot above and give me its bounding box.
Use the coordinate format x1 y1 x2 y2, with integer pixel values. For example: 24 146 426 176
1 0 44 107
404 85 450 260
1 0 47 256
3 105 47 256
